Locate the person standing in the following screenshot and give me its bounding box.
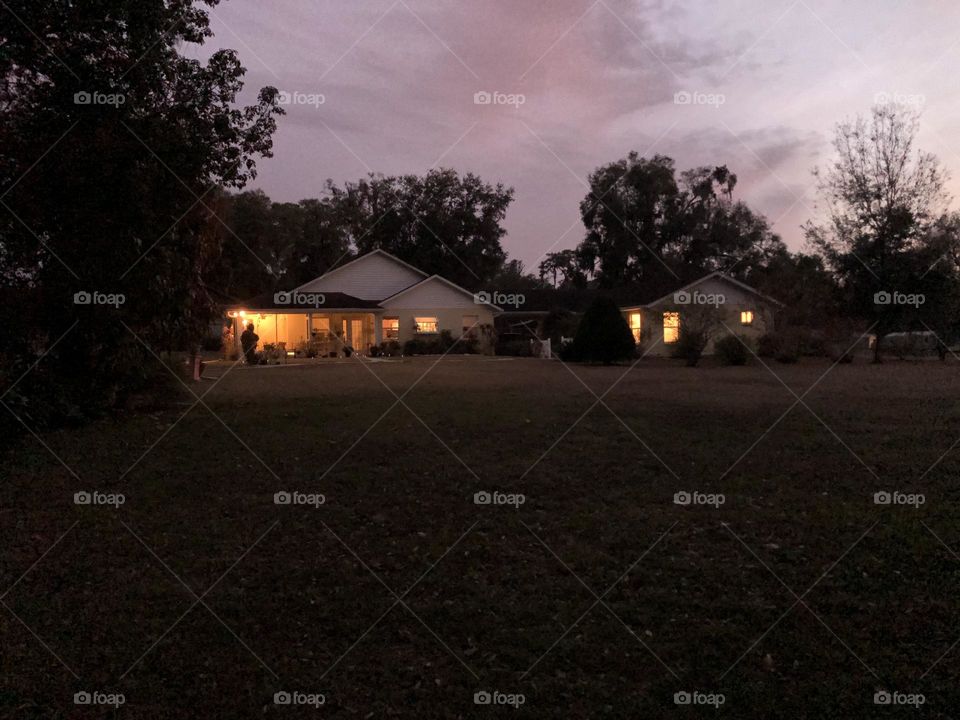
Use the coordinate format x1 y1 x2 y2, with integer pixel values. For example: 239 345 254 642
240 322 259 365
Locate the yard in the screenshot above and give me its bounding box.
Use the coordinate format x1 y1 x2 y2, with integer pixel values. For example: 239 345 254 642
4 355 960 718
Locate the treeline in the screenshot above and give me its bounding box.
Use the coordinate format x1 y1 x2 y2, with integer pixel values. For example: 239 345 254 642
213 169 513 300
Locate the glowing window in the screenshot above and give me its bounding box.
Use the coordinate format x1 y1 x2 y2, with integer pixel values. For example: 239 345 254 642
311 316 330 335
415 317 438 334
382 317 399 340
628 312 643 343
740 310 754 326
663 312 680 344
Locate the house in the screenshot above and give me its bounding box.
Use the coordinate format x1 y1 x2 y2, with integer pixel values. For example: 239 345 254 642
621 272 782 356
225 250 500 356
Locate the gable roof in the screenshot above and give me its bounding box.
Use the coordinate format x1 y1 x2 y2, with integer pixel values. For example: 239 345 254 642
294 249 429 299
638 271 784 309
380 274 501 311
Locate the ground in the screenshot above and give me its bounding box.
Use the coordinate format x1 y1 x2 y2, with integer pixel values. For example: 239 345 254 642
3 355 960 718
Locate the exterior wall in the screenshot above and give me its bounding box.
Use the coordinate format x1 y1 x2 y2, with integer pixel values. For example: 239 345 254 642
379 276 486 309
384 307 496 345
296 252 424 299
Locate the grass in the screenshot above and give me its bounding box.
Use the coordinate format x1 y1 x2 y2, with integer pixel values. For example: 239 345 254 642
4 354 960 717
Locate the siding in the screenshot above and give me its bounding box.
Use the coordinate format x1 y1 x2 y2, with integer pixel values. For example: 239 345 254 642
380 277 482 309
296 252 425 299
388 308 496 344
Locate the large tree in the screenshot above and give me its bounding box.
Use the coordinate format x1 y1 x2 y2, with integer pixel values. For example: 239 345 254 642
0 0 282 423
805 104 953 360
573 153 785 290
327 169 513 288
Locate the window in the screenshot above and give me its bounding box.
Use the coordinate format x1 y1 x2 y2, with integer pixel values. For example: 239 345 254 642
310 316 330 337
628 312 643 343
382 317 399 341
663 312 680 344
462 314 479 334
415 316 438 334
740 310 754 326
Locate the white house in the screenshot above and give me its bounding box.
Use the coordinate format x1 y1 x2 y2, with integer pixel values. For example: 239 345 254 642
621 272 783 355
226 250 500 356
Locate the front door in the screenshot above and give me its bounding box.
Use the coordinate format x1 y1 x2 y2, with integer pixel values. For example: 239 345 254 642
350 319 364 354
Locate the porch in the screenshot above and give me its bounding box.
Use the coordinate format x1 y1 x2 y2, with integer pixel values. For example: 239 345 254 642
228 310 385 358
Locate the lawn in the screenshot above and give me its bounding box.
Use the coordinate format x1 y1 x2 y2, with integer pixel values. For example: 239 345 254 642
4 355 960 718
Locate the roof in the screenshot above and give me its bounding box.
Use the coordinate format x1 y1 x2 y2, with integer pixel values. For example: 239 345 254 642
640 271 785 309
293 248 429 296
229 291 382 311
380 274 502 311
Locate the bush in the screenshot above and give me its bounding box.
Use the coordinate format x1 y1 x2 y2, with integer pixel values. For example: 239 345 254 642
715 334 750 366
402 330 468 356
495 336 534 357
671 329 709 367
562 296 636 364
757 332 778 358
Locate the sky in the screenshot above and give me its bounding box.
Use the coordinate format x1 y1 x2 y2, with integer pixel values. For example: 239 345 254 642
187 0 960 272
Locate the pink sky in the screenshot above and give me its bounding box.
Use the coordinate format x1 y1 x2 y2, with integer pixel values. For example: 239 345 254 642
189 0 960 271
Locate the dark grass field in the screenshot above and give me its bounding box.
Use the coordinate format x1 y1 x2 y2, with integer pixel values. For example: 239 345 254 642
4 354 960 718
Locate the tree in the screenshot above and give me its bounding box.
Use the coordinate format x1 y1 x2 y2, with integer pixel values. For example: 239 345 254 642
562 296 636 364
0 0 282 424
213 191 351 297
748 249 840 328
539 249 586 288
573 153 785 290
805 104 952 361
328 169 514 288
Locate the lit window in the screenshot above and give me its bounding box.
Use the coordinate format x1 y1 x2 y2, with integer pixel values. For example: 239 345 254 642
382 317 399 340
663 312 680 344
415 317 438 334
311 316 330 336
628 312 643 343
740 310 754 326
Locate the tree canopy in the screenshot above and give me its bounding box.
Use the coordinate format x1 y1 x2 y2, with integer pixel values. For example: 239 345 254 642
1 0 282 422
540 153 786 292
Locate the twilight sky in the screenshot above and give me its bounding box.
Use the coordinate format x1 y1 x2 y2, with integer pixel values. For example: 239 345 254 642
187 0 960 271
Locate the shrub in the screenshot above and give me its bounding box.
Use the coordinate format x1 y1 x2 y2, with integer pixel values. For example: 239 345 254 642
496 337 534 357
715 334 750 366
757 332 778 358
563 296 636 364
671 329 709 367
403 330 462 356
